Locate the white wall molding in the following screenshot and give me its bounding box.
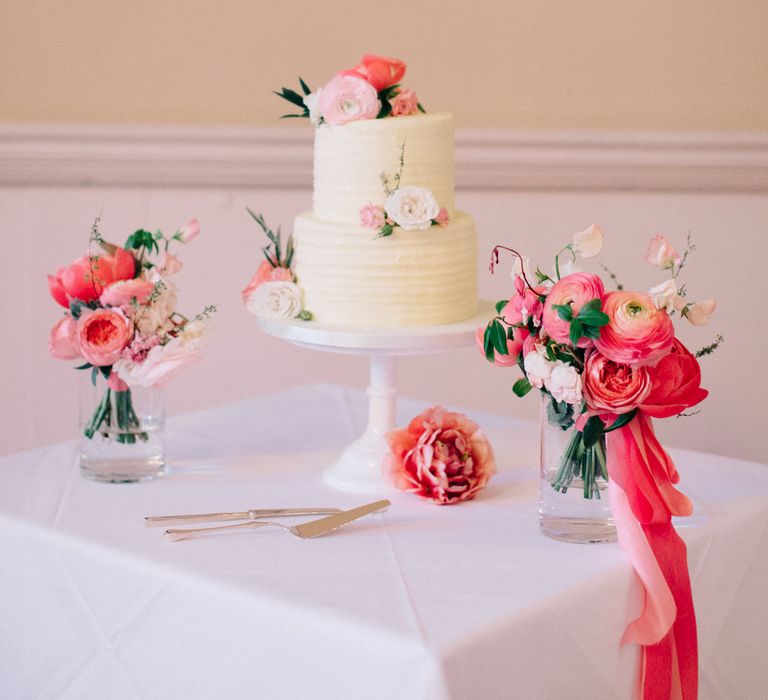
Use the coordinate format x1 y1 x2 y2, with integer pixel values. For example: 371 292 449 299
1 123 767 192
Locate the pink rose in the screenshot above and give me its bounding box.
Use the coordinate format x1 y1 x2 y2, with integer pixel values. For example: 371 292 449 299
116 336 200 388
178 219 200 243
342 54 406 91
541 273 605 347
384 406 496 505
241 261 293 303
317 74 380 125
434 207 449 226
641 339 708 418
594 291 675 367
644 234 681 269
49 247 136 305
582 351 653 414
475 326 526 367
389 88 420 116
100 278 155 307
76 308 133 366
360 203 386 229
49 316 81 360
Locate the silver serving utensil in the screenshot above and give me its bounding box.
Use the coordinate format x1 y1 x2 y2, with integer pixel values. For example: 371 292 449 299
164 499 391 542
145 507 342 527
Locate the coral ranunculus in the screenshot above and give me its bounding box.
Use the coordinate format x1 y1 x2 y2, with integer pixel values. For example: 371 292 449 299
641 339 709 418
384 407 495 504
582 351 653 414
541 272 605 347
317 74 380 125
594 291 674 367
76 308 132 366
343 54 406 91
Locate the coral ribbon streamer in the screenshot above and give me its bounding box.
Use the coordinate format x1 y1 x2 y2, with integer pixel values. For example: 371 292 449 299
607 413 698 700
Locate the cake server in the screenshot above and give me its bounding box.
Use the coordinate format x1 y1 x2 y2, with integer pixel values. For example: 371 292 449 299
163 499 391 541
145 507 342 527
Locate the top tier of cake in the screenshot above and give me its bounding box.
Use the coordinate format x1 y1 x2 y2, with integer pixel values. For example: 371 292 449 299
312 112 455 224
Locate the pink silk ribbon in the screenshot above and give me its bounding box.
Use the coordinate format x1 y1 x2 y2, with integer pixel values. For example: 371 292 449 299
607 412 698 700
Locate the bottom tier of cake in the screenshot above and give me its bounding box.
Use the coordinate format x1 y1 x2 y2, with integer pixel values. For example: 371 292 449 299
292 211 478 327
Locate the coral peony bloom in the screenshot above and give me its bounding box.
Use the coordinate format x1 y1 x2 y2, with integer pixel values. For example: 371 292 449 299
582 351 652 414
389 87 420 116
641 339 708 418
541 272 605 347
115 335 200 388
359 203 386 229
475 326 525 367
53 247 136 304
100 278 155 307
342 54 406 91
48 269 71 308
317 74 380 125
76 308 132 366
384 406 495 504
49 316 81 360
594 291 675 367
645 234 681 270
241 261 293 303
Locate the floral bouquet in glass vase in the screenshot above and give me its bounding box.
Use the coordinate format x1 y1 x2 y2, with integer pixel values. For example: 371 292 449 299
48 217 215 483
480 225 718 699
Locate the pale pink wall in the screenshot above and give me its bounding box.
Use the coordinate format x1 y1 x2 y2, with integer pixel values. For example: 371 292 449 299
1 183 765 462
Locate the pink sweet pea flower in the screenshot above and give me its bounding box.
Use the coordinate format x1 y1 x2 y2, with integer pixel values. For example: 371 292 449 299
100 278 155 307
645 234 681 270
593 291 675 367
684 299 716 326
317 74 380 125
178 219 200 243
76 308 133 366
342 54 406 92
389 88 420 116
49 316 81 360
384 406 495 505
241 261 293 303
541 272 605 348
360 203 386 229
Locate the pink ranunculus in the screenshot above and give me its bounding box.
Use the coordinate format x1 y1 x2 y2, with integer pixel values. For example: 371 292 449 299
49 316 81 360
582 351 653 414
241 261 293 303
160 252 183 275
593 291 675 367
644 234 681 270
317 74 380 125
54 247 136 304
178 219 200 243
475 326 526 367
641 339 708 419
342 54 406 92
434 207 449 227
116 336 200 388
100 278 155 308
389 87 420 116
541 272 605 347
384 406 496 505
76 308 133 367
359 203 386 229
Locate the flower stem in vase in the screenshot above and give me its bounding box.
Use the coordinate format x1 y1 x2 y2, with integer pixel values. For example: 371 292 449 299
551 430 607 500
84 387 148 443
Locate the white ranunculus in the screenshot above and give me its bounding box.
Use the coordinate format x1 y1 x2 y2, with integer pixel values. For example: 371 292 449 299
523 351 554 389
648 278 679 312
303 89 322 125
384 186 440 231
684 299 716 326
572 224 604 258
545 361 583 405
246 281 303 319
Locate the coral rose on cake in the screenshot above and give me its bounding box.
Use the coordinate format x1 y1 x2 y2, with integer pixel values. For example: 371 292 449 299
594 291 674 367
542 273 605 347
342 54 406 91
49 316 81 360
76 308 132 366
241 261 293 302
246 280 303 319
317 74 380 125
389 88 420 116
384 186 440 231
384 406 495 504
434 207 449 227
582 351 652 414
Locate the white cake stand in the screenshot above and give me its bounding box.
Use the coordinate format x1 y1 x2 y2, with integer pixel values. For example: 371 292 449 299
255 301 494 494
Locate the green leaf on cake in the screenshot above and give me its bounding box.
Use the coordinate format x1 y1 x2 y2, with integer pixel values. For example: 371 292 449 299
298 77 311 96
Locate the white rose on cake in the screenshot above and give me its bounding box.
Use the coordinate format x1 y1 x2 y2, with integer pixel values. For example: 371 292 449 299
384 186 440 231
247 280 304 319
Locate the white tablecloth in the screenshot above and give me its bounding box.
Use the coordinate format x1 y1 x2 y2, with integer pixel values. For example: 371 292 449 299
1 385 766 700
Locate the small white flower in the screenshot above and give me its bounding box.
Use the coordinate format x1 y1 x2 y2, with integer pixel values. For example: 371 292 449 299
384 186 440 231
246 281 303 319
648 279 680 312
523 351 554 389
683 299 716 326
545 361 583 405
572 224 604 258
304 89 322 125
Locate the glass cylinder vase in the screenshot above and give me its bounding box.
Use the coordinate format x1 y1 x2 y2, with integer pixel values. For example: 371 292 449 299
78 372 165 483
538 396 616 543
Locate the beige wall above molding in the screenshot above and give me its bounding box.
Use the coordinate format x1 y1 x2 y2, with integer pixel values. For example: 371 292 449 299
1 1 767 131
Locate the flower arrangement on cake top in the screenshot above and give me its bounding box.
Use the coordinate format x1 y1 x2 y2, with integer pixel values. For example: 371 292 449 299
242 210 311 321
276 54 424 125
48 216 215 441
479 225 719 700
